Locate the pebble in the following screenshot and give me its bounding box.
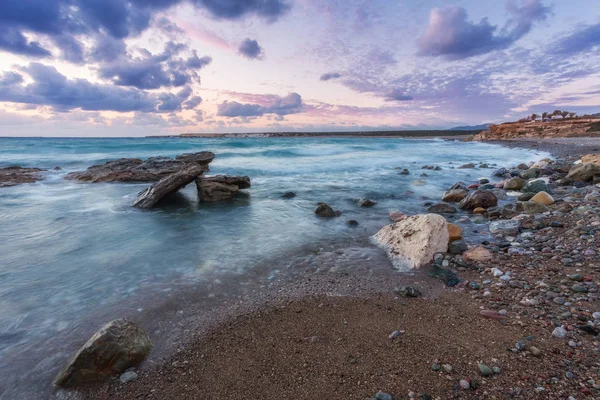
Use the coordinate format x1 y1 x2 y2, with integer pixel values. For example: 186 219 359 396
119 371 138 383
529 346 541 357
552 326 567 338
459 379 470 389
389 330 401 339
432 363 441 371
478 364 493 377
442 364 453 373
492 366 501 374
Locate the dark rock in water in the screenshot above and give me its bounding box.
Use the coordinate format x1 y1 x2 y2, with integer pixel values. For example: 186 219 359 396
509 169 522 177
519 168 540 180
458 163 475 169
53 166 62 171
449 182 468 191
395 285 421 297
133 165 205 208
518 192 535 201
420 173 428 177
0 166 47 187
448 239 468 254
347 220 359 227
522 179 553 194
281 191 296 199
66 152 215 183
493 167 509 177
479 183 495 190
196 175 251 202
315 203 339 217
54 319 152 388
479 178 490 184
430 264 460 286
517 163 529 170
358 198 377 207
427 203 457 214
399 168 410 175
459 190 498 211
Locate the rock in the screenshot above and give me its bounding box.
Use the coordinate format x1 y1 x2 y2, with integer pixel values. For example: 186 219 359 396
530 191 554 205
459 379 470 390
490 188 507 200
521 179 553 194
518 192 535 201
0 166 47 187
581 154 600 165
358 198 377 207
459 190 498 211
389 211 407 222
133 165 206 209
493 168 509 177
489 220 521 236
517 163 528 170
479 364 493 377
395 285 421 297
372 214 449 270
375 391 393 400
196 175 251 202
389 330 401 339
473 207 486 214
442 364 453 373
492 366 501 374
66 152 215 183
529 346 541 357
119 371 138 383
448 239 468 254
447 223 462 242
532 158 552 169
54 319 152 388
449 182 468 191
519 168 540 180
427 203 457 214
479 183 495 190
315 203 338 218
458 163 475 169
567 163 600 182
464 246 493 262
503 177 526 190
479 178 490 184
516 201 550 214
399 168 410 175
552 326 567 338
442 189 468 202
281 191 296 199
347 220 359 227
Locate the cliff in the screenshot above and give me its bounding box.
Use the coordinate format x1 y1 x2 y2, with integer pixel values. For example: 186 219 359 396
473 118 600 141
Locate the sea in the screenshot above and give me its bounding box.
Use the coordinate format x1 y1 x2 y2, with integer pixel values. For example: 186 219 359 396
0 136 549 398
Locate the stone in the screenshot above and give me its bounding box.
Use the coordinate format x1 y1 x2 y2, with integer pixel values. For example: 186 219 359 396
459 379 470 389
427 203 457 214
516 201 550 214
196 175 251 202
581 154 600 165
458 163 475 169
491 188 507 200
347 220 359 227
519 168 540 180
552 326 567 338
133 165 206 208
395 286 421 297
517 163 528 170
489 219 521 236
522 179 553 194
459 190 498 211
518 192 535 201
448 239 468 254
530 191 554 205
389 211 407 222
479 178 490 184
281 191 296 199
375 392 393 400
54 319 152 388
315 203 338 218
442 364 453 373
0 166 47 187
529 346 541 357
358 198 377 207
399 168 410 175
66 152 214 183
479 364 493 377
464 246 493 262
493 167 509 177
503 177 526 190
372 214 449 270
567 163 600 182
442 189 468 202
447 223 462 242
473 207 486 214
532 158 552 169
119 371 138 383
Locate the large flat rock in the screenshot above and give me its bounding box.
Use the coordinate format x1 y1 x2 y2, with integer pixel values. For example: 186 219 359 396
0 166 46 187
133 165 206 208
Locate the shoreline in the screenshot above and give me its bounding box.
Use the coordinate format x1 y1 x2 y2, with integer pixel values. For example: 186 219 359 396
72 138 600 399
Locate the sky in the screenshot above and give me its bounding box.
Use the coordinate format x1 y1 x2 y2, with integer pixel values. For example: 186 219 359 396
0 0 599 137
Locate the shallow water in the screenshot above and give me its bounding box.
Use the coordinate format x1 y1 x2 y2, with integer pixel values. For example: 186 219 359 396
0 137 549 397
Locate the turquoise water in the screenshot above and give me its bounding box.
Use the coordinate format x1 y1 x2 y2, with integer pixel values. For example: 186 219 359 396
0 137 548 397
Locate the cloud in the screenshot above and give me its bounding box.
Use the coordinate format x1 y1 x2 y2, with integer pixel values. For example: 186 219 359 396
417 1 550 59
194 0 290 21
553 23 600 55
98 42 211 90
320 72 341 81
384 88 413 102
184 96 203 109
0 26 51 57
0 63 189 113
217 92 303 117
238 38 264 59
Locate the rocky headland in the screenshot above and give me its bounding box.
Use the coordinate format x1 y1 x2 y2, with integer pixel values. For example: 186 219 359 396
473 118 600 141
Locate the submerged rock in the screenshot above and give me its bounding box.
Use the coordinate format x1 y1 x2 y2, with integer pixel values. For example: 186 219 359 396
315 203 339 217
133 165 205 208
54 319 152 388
196 175 251 202
0 166 47 187
357 198 377 207
66 152 215 183
459 190 498 211
373 214 449 270
281 191 296 199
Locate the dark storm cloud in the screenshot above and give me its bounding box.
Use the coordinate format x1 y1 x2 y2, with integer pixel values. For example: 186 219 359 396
417 0 551 59
320 72 341 81
0 63 190 113
217 92 303 117
238 38 263 59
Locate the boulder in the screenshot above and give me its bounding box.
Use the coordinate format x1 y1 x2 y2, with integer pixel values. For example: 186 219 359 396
399 168 410 175
449 182 468 191
519 168 540 180
459 190 498 211
133 165 205 208
0 166 46 187
54 319 152 388
567 163 600 182
315 203 338 217
447 223 462 242
521 178 553 194
517 163 528 170
531 158 552 169
196 175 251 202
442 188 468 202
503 177 526 190
66 152 215 183
357 198 377 207
464 246 493 262
427 203 457 214
530 191 554 205
489 220 521 236
458 163 475 169
581 154 600 165
518 192 535 201
516 201 550 214
491 188 507 200
372 214 449 270
448 239 468 254
281 191 296 199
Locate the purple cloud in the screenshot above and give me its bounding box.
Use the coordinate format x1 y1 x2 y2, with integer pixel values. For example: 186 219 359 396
217 92 303 117
320 72 341 81
238 38 264 59
384 88 413 102
553 23 600 54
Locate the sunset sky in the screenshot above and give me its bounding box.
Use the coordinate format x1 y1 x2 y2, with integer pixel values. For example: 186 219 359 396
0 0 599 136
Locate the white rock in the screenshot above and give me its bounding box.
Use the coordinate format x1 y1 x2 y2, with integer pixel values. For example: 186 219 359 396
492 268 504 277
552 326 567 338
372 214 449 270
593 312 600 320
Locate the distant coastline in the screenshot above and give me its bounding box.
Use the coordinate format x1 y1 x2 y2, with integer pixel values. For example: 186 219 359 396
151 129 482 139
